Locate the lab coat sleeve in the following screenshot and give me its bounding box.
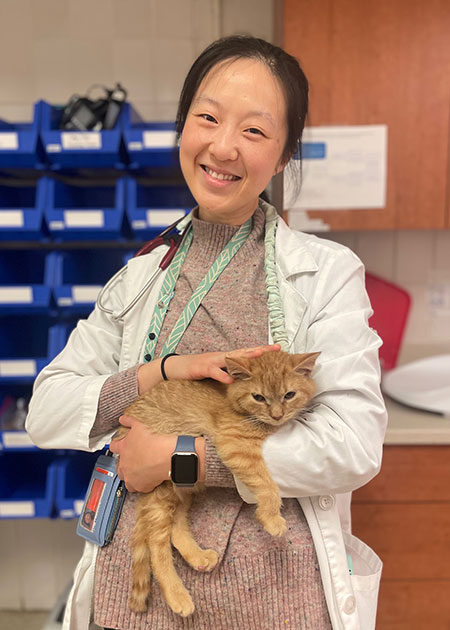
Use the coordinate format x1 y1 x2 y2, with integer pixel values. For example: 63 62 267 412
26 267 129 452
239 246 387 500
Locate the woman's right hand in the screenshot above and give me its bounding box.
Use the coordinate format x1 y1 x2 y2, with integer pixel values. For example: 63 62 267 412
137 343 280 392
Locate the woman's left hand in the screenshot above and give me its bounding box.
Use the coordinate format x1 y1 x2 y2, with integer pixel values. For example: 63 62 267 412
109 416 176 492
109 416 206 492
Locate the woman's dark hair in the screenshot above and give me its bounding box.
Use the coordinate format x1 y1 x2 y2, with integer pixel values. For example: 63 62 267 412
175 35 309 166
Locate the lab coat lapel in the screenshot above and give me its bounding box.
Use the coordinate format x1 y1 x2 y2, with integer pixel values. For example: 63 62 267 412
274 218 318 350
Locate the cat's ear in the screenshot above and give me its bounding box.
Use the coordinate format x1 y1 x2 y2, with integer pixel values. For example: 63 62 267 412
225 357 253 380
291 352 321 376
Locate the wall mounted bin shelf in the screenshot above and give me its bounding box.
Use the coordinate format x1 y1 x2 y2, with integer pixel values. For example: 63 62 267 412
125 178 193 240
0 101 45 169
0 250 56 312
40 101 128 170
0 178 47 240
44 177 126 241
52 249 132 312
123 108 178 170
55 451 99 519
0 451 58 518
0 318 69 384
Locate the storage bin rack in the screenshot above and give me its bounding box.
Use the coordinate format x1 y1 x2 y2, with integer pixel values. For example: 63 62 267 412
0 101 45 170
123 106 179 171
0 178 47 241
0 317 69 384
52 249 133 312
44 177 127 241
126 177 194 240
40 100 128 170
0 250 55 312
0 102 194 521
0 451 58 518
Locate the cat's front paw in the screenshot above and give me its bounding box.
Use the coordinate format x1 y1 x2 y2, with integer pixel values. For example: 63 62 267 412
263 515 287 537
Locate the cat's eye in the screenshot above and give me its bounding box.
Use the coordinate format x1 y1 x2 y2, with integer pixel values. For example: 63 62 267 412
252 393 266 402
284 391 296 400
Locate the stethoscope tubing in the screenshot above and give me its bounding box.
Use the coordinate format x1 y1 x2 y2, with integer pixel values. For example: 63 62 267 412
96 217 189 321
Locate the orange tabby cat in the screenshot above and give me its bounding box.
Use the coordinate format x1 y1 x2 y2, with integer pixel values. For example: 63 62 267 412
116 350 320 617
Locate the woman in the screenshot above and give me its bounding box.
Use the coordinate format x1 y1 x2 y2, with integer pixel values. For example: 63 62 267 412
26 36 386 630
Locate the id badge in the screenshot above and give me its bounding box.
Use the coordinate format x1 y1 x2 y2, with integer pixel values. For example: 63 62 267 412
76 453 126 546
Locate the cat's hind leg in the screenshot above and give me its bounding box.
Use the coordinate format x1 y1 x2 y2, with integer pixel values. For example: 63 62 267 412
144 482 195 617
171 489 218 572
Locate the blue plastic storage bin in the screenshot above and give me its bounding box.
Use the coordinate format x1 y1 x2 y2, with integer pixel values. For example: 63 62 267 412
44 177 126 240
0 451 58 518
0 101 45 169
0 250 56 312
54 451 100 519
123 107 179 171
40 100 128 170
0 317 69 383
0 178 47 241
52 249 131 312
126 178 193 240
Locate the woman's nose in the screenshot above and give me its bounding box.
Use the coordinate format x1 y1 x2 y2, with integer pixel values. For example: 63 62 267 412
209 127 239 162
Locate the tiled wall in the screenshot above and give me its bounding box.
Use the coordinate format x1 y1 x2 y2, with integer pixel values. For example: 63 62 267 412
0 0 274 612
322 229 450 349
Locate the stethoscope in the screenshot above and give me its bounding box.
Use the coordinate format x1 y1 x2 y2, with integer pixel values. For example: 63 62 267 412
96 216 191 321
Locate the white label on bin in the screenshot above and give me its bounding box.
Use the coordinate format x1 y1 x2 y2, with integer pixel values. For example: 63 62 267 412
49 221 64 230
0 360 36 377
0 132 18 150
64 211 104 228
61 132 102 149
0 287 33 304
46 143 61 153
132 220 147 229
0 210 24 227
57 297 73 306
74 500 84 515
72 286 101 303
2 431 34 448
0 502 35 517
128 141 143 151
146 209 185 227
143 131 176 148
60 508 75 518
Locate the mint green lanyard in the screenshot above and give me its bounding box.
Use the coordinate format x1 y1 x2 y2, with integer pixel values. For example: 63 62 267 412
143 216 253 362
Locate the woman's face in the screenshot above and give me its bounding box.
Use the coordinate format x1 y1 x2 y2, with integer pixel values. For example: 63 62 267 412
179 58 288 225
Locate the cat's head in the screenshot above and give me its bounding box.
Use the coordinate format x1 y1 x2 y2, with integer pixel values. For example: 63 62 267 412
224 351 320 427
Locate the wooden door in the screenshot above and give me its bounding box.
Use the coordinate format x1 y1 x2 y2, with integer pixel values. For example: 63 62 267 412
282 0 450 230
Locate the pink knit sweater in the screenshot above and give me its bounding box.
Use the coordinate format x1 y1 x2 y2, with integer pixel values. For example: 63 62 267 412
92 208 331 629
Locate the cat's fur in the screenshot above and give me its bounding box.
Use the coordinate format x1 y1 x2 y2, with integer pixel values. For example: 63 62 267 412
116 350 320 617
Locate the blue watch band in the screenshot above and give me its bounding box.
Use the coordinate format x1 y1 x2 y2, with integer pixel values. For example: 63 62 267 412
175 435 196 453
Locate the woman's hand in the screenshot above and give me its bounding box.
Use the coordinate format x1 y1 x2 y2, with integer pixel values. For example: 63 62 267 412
161 343 281 385
109 416 205 492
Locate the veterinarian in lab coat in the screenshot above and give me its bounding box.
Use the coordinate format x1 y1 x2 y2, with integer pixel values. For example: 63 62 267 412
27 35 386 630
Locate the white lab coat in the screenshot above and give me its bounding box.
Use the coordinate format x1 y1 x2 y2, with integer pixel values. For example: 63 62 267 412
26 214 387 630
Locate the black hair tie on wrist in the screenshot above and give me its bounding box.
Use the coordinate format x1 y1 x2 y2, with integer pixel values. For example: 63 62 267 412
160 353 179 381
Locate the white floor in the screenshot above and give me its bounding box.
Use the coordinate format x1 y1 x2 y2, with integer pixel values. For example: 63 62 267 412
0 610 49 630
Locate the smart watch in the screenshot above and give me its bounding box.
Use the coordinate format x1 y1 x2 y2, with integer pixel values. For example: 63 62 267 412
170 435 198 487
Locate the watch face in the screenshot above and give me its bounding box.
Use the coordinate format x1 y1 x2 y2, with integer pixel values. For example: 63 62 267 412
171 453 198 485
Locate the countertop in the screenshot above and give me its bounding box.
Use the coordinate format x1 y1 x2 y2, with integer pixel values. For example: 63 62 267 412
383 344 450 445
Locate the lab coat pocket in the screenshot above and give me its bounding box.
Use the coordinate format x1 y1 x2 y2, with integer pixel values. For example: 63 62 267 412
343 531 382 630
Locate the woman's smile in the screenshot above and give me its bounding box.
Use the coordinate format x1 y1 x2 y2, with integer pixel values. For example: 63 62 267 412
179 57 287 225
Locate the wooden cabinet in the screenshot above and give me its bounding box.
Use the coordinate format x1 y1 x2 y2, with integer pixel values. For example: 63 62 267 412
282 0 450 230
352 445 450 629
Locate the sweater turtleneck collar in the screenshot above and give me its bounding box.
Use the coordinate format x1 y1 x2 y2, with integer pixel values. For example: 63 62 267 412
188 206 266 266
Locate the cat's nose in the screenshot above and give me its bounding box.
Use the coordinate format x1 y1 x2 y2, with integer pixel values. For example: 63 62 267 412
272 414 283 421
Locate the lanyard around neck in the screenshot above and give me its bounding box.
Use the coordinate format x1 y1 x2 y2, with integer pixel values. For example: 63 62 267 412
143 216 253 361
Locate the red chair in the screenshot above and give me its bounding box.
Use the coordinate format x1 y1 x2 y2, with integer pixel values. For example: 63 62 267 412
365 272 411 371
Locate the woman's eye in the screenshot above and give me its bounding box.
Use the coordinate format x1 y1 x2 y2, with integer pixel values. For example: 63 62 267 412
252 393 266 402
247 127 263 135
201 114 217 123
284 391 296 400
